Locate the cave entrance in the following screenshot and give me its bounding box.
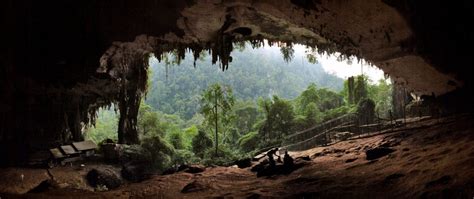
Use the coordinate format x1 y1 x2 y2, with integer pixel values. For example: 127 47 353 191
88 40 393 167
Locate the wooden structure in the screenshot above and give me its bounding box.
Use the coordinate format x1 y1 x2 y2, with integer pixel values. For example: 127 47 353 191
72 140 97 157
49 140 97 166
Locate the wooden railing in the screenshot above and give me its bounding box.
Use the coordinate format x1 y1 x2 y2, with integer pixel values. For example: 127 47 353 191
284 113 358 144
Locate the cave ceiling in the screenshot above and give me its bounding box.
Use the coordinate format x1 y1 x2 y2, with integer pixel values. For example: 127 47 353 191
96 0 471 96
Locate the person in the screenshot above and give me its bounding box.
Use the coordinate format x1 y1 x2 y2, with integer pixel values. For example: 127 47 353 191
283 150 294 168
266 148 279 167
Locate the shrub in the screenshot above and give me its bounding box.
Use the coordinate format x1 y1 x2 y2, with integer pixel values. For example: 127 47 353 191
120 145 148 163
322 105 356 121
238 131 259 152
168 131 184 150
172 149 197 165
140 135 175 172
192 130 213 158
202 144 242 166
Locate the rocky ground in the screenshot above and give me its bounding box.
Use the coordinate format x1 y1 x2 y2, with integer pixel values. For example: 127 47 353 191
1 114 473 198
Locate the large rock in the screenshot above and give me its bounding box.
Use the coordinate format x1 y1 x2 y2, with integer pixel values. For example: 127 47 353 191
234 158 252 169
184 164 206 174
101 143 119 163
121 161 150 182
365 147 395 160
86 168 122 189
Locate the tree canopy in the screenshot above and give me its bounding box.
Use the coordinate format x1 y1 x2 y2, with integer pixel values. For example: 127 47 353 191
85 44 393 168
200 83 235 157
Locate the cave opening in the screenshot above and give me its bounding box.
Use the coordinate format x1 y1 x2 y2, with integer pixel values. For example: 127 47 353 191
85 39 395 169
1 0 473 197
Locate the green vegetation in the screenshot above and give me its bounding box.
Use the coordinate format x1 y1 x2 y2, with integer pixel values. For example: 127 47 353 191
146 43 344 120
85 44 393 170
200 83 235 157
257 96 296 147
85 108 118 143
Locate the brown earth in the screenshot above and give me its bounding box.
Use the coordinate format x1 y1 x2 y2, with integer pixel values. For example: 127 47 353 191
1 115 473 198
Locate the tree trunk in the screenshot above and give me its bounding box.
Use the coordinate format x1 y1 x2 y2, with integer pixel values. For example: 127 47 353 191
118 89 140 145
348 76 355 104
214 89 218 157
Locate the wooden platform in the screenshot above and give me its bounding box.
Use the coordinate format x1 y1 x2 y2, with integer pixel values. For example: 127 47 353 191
72 140 97 151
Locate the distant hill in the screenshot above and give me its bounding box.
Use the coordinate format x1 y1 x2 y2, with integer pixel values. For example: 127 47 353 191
146 44 344 119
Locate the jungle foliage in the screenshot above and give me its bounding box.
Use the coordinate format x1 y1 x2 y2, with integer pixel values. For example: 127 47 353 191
86 44 392 169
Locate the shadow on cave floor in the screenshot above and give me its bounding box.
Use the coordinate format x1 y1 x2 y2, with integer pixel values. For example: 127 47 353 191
1 114 474 199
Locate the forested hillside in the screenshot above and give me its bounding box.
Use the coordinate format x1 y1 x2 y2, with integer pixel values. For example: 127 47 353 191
86 43 392 171
146 44 344 119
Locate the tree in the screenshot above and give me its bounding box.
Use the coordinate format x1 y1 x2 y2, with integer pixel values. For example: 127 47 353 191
137 102 162 136
258 96 295 145
238 131 259 152
316 88 344 112
200 83 235 156
232 101 258 135
304 102 320 126
354 75 368 104
192 130 213 158
347 76 355 104
268 96 295 140
145 44 344 120
295 83 319 115
368 79 393 117
168 131 184 149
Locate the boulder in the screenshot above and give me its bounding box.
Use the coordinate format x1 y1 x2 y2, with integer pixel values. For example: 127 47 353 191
234 158 252 168
121 161 150 182
365 147 395 160
184 164 206 173
162 166 178 175
101 143 119 163
162 164 195 175
86 168 122 189
177 164 189 172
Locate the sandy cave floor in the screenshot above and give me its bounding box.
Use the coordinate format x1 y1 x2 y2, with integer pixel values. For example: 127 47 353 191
1 115 474 199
